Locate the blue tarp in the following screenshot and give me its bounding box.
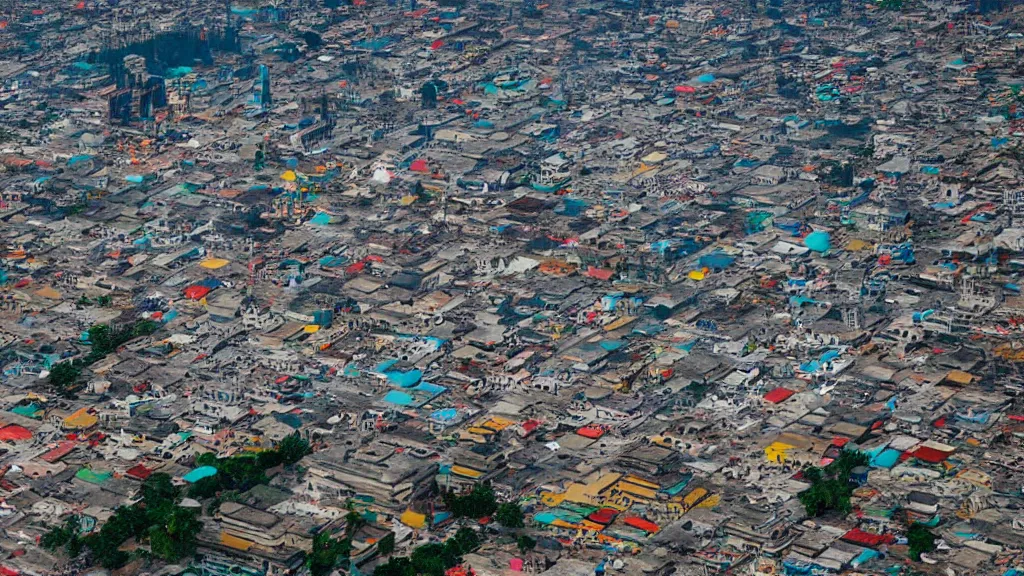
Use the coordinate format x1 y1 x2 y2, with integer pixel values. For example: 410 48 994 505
431 408 458 422
699 251 735 270
183 466 218 483
385 369 422 387
870 448 901 469
383 390 414 406
310 212 332 225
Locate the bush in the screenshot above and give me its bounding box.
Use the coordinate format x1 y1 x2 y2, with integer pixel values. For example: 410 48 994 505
496 502 524 528
56 472 201 569
41 516 80 552
907 523 936 561
309 531 353 576
798 450 868 517
377 532 396 556
516 534 536 554
374 527 480 576
445 483 497 519
277 433 312 465
49 361 82 391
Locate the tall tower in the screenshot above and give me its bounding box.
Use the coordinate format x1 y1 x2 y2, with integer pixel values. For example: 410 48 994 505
259 64 272 110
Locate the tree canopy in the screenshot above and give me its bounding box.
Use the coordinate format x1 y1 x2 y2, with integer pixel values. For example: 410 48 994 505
798 450 869 517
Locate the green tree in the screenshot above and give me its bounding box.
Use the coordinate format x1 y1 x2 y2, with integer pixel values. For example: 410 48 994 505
302 31 323 50
189 475 222 499
142 473 177 507
377 531 396 556
41 516 80 552
411 544 446 576
88 324 113 351
308 531 352 576
798 450 868 517
496 502 524 528
345 509 366 536
445 483 498 519
516 534 536 554
49 361 82 390
150 507 202 561
374 556 415 576
277 433 312 465
907 523 937 561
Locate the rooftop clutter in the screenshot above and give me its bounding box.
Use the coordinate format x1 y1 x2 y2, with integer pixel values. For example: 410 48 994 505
1 0 1024 575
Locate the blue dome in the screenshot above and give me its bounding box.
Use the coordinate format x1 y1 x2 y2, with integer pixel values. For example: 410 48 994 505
804 231 831 253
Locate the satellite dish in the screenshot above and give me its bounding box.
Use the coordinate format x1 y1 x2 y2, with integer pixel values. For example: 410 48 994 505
433 313 444 325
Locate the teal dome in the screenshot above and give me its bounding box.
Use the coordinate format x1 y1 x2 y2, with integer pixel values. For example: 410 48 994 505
804 231 831 253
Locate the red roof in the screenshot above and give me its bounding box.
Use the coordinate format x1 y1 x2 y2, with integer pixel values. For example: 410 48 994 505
410 159 430 173
430 39 444 50
183 285 211 300
841 528 896 548
585 267 614 281
909 446 951 464
0 425 32 442
125 463 153 480
40 441 76 463
587 508 618 524
623 517 659 533
763 387 796 403
577 425 606 439
520 419 541 435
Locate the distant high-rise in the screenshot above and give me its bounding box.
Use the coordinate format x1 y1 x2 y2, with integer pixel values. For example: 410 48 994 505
258 64 272 110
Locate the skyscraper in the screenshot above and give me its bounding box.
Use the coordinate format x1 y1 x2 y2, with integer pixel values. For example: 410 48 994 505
258 64 272 110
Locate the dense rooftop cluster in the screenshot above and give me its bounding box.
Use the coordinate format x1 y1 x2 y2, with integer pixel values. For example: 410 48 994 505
3 0 1024 576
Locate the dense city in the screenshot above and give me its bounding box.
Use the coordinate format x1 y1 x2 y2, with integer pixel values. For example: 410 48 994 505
1 0 1024 575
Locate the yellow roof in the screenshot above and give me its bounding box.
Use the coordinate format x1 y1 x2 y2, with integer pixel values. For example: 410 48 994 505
480 416 515 430
450 465 484 479
623 475 661 490
400 195 417 206
64 407 98 430
540 492 565 507
766 441 795 452
400 510 426 529
683 487 709 507
562 483 591 504
688 270 705 281
304 325 321 333
945 370 974 385
35 286 61 300
611 480 657 500
584 473 622 496
281 170 297 182
200 258 230 270
603 316 636 332
846 239 871 251
220 532 254 551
